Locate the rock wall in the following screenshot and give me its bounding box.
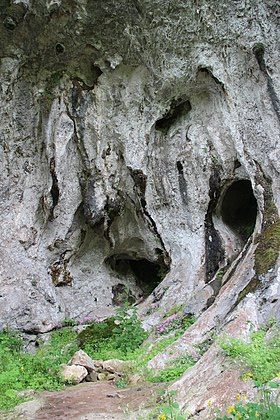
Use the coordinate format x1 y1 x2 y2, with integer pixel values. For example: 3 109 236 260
0 1 279 335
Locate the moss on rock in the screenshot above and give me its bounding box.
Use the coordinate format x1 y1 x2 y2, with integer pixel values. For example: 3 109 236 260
255 219 280 276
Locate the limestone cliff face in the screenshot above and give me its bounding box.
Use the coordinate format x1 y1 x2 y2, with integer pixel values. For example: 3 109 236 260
0 0 279 339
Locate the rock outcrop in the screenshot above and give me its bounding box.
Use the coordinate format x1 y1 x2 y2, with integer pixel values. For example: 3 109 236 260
1 0 278 333
0 0 279 416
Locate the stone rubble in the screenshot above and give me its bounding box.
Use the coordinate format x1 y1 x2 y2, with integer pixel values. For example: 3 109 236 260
61 351 128 384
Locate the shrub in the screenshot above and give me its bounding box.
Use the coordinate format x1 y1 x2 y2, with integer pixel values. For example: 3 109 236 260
217 401 280 419
78 317 116 351
147 390 186 419
78 307 148 359
112 307 148 354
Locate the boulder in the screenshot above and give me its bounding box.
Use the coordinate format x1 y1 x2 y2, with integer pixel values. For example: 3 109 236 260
103 359 128 374
107 373 117 381
69 350 96 372
85 371 98 382
97 372 108 381
60 364 88 384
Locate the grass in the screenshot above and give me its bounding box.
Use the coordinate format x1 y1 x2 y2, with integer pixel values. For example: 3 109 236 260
220 327 280 385
0 328 78 410
147 355 195 383
216 324 280 419
0 307 196 412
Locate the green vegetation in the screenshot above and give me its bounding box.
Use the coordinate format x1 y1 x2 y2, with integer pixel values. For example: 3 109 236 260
0 328 78 410
115 378 129 389
255 219 280 276
163 305 183 319
147 356 195 383
217 382 280 419
79 307 148 359
217 401 280 419
0 307 195 412
216 268 226 280
62 318 77 327
156 312 196 336
220 327 280 385
218 324 280 419
147 390 186 420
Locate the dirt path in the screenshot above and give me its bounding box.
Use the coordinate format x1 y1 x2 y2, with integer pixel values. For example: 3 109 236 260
3 382 163 420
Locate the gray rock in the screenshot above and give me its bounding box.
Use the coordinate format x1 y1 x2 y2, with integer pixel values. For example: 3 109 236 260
85 371 98 382
0 0 279 415
60 364 88 384
97 372 108 381
69 350 96 372
103 359 128 374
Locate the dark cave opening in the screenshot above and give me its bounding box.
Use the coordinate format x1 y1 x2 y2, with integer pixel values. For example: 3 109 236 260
220 180 258 240
107 255 169 300
155 99 191 133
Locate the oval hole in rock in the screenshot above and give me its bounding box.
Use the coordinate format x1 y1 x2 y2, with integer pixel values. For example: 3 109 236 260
55 43 65 54
220 180 258 241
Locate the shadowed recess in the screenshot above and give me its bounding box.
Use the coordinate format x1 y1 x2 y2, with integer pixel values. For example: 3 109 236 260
106 255 169 298
221 180 258 240
155 99 191 133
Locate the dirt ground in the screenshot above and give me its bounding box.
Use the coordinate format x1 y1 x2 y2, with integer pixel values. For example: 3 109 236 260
2 382 163 420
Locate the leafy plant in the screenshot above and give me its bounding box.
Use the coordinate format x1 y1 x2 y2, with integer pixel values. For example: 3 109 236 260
163 305 183 319
220 328 280 385
0 308 193 412
217 401 280 419
216 268 226 280
112 307 148 354
148 390 186 419
79 307 148 358
115 378 129 389
78 317 116 352
217 382 280 420
62 318 76 327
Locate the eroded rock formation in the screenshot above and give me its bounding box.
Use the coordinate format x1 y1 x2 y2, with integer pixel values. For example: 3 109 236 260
0 1 279 414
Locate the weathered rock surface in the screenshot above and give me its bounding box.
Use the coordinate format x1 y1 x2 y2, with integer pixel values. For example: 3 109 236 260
70 349 96 372
102 359 129 374
60 364 88 384
0 0 279 416
1 0 279 333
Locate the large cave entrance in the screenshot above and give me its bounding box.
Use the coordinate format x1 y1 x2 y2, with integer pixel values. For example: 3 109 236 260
220 180 258 241
106 255 169 303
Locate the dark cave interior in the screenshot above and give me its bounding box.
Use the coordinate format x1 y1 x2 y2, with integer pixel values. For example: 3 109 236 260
107 255 169 300
220 180 258 241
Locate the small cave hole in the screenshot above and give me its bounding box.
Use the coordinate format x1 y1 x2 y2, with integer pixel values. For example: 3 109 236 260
3 16 17 30
220 180 258 241
55 43 65 54
107 255 169 299
253 44 266 72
